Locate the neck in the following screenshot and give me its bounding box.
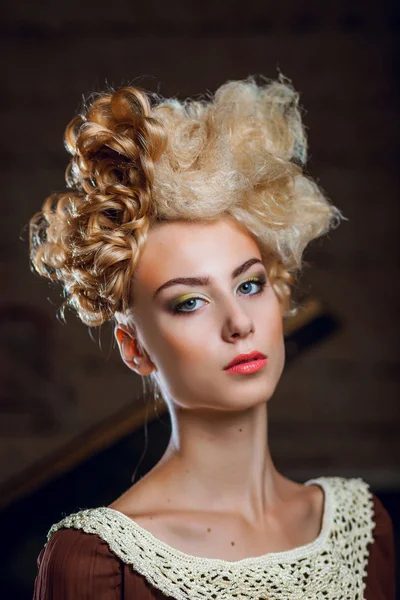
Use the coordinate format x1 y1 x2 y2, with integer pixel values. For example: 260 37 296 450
152 402 292 524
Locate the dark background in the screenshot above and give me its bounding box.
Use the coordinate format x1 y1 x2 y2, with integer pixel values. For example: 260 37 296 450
1 1 399 597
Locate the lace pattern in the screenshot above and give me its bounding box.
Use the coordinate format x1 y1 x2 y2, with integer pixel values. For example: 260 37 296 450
47 476 375 600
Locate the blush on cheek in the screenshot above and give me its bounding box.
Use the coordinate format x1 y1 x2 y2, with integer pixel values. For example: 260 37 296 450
271 318 284 343
162 319 210 360
150 329 193 375
268 301 284 337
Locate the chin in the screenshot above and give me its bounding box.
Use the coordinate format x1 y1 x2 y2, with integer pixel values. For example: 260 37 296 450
232 377 280 405
217 381 276 410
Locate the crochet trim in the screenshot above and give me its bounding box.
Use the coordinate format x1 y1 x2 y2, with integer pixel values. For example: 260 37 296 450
47 476 376 600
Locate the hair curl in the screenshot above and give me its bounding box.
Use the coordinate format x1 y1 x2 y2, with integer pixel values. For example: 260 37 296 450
29 75 343 327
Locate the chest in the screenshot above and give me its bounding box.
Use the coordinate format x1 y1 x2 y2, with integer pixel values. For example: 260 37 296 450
129 499 322 562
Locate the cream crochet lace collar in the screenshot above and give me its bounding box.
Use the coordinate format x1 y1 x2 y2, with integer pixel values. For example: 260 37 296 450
47 476 376 600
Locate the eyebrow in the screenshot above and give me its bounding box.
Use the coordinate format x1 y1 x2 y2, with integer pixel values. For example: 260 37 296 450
153 257 264 299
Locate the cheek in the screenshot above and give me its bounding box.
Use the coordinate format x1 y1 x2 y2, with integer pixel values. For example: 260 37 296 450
148 319 212 402
260 292 284 336
270 309 284 342
161 318 211 365
143 311 209 372
261 299 285 368
272 315 285 374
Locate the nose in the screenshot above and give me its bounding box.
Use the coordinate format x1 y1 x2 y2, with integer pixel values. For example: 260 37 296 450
221 297 255 341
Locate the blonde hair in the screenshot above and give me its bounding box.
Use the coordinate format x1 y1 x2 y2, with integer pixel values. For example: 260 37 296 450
29 75 343 327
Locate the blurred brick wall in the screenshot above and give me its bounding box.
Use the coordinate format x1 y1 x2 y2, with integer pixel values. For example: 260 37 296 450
1 0 399 491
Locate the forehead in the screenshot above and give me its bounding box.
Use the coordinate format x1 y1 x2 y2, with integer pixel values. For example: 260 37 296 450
133 216 262 291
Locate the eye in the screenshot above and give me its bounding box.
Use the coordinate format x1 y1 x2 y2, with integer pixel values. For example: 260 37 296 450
237 277 267 296
172 297 206 314
171 276 267 315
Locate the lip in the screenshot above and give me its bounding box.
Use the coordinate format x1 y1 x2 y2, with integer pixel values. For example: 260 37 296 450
225 359 267 374
223 350 267 370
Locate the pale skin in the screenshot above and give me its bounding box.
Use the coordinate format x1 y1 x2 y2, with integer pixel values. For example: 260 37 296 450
111 214 325 561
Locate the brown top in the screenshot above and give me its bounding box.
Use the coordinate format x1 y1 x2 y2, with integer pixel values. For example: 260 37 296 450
33 493 396 600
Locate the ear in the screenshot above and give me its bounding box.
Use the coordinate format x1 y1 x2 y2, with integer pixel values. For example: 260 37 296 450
114 324 155 376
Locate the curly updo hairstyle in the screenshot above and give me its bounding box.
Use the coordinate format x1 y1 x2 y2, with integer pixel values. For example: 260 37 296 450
29 75 343 328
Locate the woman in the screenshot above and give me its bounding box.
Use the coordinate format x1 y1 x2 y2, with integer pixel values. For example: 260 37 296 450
30 76 395 599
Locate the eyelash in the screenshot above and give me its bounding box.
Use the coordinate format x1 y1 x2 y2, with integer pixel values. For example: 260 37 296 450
170 276 268 315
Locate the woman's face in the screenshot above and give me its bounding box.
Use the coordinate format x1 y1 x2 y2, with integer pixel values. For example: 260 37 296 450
126 215 285 411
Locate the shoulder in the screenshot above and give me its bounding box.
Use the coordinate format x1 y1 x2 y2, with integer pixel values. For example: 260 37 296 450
42 506 125 569
370 492 395 541
322 476 395 600
323 475 393 534
38 529 120 580
41 526 120 568
326 475 394 535
34 524 123 599
321 474 378 510
367 493 396 591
